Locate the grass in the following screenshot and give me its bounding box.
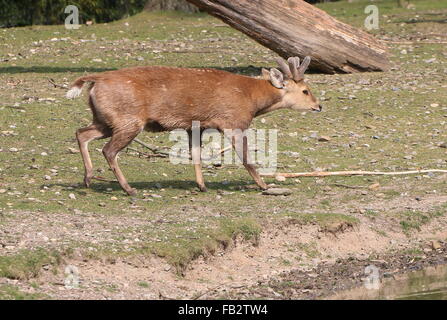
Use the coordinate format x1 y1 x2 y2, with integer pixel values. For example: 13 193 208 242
297 242 320 259
0 284 47 300
0 0 446 276
399 203 447 233
0 248 62 280
150 217 261 274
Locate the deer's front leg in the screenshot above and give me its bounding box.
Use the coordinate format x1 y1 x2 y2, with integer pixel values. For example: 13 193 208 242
227 131 268 190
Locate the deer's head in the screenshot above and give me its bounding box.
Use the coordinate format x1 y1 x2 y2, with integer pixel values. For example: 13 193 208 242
262 56 322 112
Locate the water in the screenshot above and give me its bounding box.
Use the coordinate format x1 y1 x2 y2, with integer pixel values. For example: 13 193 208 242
328 264 447 300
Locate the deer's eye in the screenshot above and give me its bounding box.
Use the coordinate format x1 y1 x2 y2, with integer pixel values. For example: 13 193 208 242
303 90 309 95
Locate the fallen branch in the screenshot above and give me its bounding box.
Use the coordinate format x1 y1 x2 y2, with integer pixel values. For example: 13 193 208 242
126 146 168 158
134 138 233 162
133 138 170 156
261 169 447 178
47 78 68 89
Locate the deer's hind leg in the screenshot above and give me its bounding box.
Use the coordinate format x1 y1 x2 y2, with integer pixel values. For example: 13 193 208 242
188 128 207 192
102 121 143 196
76 123 111 187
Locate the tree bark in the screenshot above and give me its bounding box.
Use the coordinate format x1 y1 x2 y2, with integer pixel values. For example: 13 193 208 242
145 0 200 13
186 0 390 73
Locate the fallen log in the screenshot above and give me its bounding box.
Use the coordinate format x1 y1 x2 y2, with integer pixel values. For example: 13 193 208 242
186 0 390 73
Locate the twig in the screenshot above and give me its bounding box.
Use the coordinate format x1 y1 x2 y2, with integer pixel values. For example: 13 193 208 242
5 105 26 110
92 176 116 183
382 40 447 44
126 146 168 158
193 284 225 300
133 138 170 156
332 183 366 189
133 138 232 161
261 169 447 178
47 78 67 89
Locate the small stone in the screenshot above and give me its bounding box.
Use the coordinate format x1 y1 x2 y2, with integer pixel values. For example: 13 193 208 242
430 240 442 250
98 202 106 207
440 142 447 149
368 183 380 190
275 175 286 182
0 189 6 194
9 148 18 152
430 103 439 108
318 136 331 142
110 196 118 201
44 175 52 180
68 193 76 200
40 152 48 156
262 188 292 196
68 147 79 154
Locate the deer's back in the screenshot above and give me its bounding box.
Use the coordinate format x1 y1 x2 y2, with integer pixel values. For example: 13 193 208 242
90 66 262 131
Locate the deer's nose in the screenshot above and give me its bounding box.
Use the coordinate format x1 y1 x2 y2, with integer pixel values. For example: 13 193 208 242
312 104 322 112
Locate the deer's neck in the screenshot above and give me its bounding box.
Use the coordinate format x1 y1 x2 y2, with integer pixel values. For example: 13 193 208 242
250 80 285 117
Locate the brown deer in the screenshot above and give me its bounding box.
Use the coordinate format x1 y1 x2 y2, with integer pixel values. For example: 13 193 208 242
67 56 321 196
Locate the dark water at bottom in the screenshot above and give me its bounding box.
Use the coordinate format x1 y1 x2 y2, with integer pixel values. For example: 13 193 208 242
328 264 447 300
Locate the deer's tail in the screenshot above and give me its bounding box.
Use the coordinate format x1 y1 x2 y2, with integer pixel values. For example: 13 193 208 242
66 75 98 99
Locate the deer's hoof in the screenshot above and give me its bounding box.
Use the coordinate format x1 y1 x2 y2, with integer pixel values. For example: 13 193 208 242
126 188 137 196
84 177 92 188
198 185 208 192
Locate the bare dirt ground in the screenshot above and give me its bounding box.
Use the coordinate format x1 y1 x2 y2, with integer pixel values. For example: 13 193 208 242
1 194 446 299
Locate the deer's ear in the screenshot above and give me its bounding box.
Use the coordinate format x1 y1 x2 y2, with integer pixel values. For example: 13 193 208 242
269 68 284 89
261 68 270 80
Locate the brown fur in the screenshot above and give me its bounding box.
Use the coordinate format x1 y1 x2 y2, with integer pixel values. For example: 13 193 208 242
70 63 320 195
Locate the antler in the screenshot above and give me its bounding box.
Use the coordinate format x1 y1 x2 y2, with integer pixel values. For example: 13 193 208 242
284 56 312 81
298 56 311 79
288 57 300 81
275 56 312 81
275 57 292 79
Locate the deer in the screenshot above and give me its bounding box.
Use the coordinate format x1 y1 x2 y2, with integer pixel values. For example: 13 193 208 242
66 56 322 196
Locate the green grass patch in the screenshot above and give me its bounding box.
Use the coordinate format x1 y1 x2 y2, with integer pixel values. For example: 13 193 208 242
150 218 261 274
0 284 47 300
297 242 320 259
0 248 62 280
399 204 447 234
